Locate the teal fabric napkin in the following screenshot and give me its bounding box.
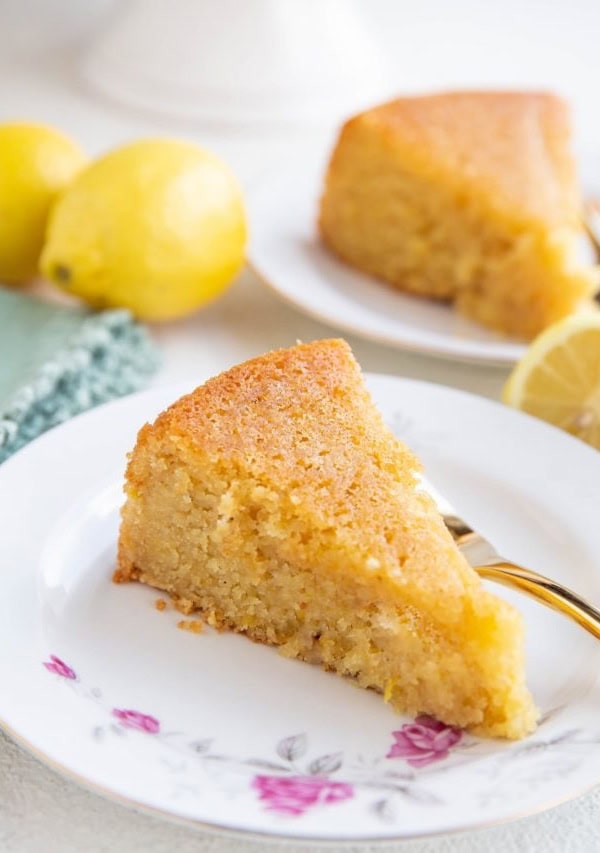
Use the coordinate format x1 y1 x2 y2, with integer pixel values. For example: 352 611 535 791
0 289 160 463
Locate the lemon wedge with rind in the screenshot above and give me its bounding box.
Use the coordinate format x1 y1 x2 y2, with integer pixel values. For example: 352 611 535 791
503 312 600 449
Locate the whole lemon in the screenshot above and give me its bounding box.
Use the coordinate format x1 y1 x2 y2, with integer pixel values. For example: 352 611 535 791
41 139 247 321
0 122 85 283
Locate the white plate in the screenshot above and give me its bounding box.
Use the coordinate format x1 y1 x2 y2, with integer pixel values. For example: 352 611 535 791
249 168 538 365
2 377 600 843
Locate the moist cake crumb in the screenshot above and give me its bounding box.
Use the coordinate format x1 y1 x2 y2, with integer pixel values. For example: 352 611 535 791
115 339 538 739
177 619 204 634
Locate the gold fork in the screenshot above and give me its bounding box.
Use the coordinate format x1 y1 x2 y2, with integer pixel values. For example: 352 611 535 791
419 476 600 640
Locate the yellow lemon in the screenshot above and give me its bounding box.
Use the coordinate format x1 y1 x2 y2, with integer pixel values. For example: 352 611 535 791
503 312 600 449
0 122 85 283
41 139 247 321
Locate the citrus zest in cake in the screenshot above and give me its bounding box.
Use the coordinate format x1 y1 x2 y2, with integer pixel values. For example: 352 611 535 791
116 339 537 738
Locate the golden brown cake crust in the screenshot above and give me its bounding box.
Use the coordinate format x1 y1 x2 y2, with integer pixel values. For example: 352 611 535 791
335 91 578 228
126 339 420 544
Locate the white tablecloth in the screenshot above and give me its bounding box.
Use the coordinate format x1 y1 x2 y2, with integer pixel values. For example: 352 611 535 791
2 2 600 849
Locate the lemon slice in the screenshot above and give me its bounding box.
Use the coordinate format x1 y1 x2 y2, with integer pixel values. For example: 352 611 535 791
503 312 600 449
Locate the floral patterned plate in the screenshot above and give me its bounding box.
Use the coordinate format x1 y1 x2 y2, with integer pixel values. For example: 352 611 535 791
1 376 600 842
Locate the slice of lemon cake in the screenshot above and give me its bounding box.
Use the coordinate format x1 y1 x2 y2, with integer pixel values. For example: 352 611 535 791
319 91 597 338
116 339 537 738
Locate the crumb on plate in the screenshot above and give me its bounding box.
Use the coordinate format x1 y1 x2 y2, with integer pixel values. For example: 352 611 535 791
177 619 204 634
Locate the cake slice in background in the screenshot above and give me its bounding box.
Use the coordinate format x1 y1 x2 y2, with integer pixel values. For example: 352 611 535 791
319 91 597 338
116 339 537 738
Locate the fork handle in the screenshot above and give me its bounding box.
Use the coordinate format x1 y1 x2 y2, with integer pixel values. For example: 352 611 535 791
477 561 600 641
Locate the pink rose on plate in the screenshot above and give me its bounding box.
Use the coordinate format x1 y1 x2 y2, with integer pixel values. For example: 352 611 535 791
112 708 160 734
387 715 462 768
43 655 76 680
252 775 353 816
